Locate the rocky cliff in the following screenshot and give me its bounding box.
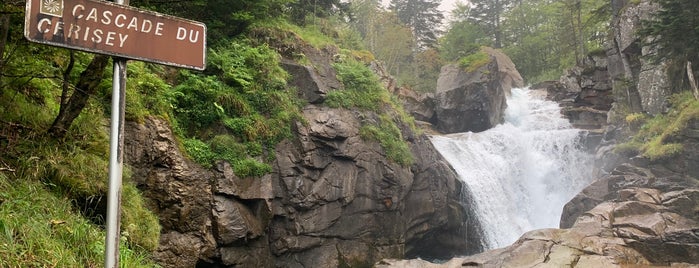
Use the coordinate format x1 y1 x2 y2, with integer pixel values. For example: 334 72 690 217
378 0 699 267
389 47 524 134
124 33 483 267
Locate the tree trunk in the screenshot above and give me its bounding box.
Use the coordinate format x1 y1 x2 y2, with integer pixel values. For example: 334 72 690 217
494 0 502 48
0 13 9 72
0 13 9 95
576 0 586 61
48 55 110 138
688 61 699 100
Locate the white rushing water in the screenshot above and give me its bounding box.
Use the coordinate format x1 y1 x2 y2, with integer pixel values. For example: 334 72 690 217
431 88 594 250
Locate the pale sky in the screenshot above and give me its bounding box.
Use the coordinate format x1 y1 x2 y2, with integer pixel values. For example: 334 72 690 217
380 0 461 20
381 0 457 17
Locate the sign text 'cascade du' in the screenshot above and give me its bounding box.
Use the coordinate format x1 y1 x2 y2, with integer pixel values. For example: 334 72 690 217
25 0 206 70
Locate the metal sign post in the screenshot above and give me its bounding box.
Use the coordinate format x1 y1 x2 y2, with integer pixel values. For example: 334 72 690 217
23 0 206 267
104 5 130 268
105 61 127 268
105 57 126 268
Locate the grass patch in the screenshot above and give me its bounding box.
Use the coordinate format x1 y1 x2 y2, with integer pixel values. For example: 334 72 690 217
458 49 491 73
251 20 335 50
360 115 414 166
616 91 699 160
0 173 158 268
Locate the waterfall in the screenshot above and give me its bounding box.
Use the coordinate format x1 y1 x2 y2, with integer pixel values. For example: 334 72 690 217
431 88 593 250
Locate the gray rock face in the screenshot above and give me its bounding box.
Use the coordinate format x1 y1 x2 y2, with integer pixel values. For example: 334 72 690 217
432 47 524 133
608 0 671 115
269 105 483 267
126 112 481 267
537 54 614 133
124 42 483 266
124 117 219 268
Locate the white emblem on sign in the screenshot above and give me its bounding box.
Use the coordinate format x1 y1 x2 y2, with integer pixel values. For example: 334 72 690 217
40 0 63 17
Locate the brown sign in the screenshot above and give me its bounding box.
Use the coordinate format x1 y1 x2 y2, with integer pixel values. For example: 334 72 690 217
24 0 206 70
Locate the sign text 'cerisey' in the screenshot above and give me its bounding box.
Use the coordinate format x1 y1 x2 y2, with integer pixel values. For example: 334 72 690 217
25 0 206 70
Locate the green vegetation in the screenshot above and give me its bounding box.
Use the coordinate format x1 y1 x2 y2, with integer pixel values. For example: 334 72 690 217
327 57 415 166
616 91 699 160
122 63 174 123
458 50 492 73
326 59 391 111
360 115 414 166
0 46 159 265
639 0 699 90
172 40 302 176
0 173 156 268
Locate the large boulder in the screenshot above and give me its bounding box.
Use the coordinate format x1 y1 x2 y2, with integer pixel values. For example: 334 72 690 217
431 47 524 133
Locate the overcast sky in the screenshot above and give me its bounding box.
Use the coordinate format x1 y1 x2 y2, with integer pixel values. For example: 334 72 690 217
380 0 461 20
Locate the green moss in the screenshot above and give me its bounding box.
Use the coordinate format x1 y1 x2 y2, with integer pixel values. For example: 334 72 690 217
458 49 491 72
326 59 390 111
616 91 699 160
360 115 414 166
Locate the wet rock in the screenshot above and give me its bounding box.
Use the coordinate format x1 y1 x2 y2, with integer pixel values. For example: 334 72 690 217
431 48 524 134
390 47 523 134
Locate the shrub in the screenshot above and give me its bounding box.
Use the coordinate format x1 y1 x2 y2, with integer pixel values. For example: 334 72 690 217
124 62 173 122
172 40 302 176
326 59 390 111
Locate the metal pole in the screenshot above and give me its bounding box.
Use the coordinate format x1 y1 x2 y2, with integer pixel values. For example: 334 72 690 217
105 2 128 266
105 57 127 268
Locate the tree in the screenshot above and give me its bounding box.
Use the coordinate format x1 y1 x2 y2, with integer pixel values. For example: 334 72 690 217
48 55 110 138
499 0 567 81
389 0 444 49
370 12 415 76
288 0 351 25
440 3 489 61
640 0 699 81
468 0 513 48
132 0 292 43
